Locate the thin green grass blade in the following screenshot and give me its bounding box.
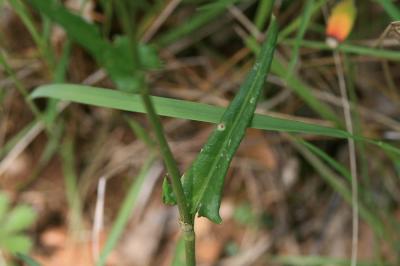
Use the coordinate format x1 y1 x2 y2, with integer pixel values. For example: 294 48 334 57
0 120 38 159
292 138 385 237
286 0 314 78
155 0 238 47
30 83 400 160
30 84 400 157
97 154 157 266
301 140 352 183
30 84 350 138
283 39 400 61
181 17 278 223
374 0 400 20
254 0 275 30
8 0 54 66
279 0 327 40
125 116 156 148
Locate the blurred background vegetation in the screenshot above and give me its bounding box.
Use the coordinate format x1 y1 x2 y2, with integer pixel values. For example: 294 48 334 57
0 0 400 265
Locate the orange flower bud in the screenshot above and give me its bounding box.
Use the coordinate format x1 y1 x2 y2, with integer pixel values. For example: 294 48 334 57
326 0 356 48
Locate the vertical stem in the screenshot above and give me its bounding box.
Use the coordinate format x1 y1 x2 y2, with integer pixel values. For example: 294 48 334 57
114 2 195 264
140 90 195 266
333 51 358 266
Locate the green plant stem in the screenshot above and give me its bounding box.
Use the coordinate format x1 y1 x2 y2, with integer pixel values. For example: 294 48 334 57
112 2 195 262
140 89 195 265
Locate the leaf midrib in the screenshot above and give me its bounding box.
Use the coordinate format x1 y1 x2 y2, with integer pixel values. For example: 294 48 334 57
191 56 266 214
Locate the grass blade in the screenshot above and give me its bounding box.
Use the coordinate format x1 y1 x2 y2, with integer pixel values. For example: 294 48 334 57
279 0 328 40
181 17 278 223
30 84 400 157
254 0 275 30
286 0 314 78
155 0 238 47
374 0 400 20
8 0 54 66
283 39 400 61
291 138 384 237
30 84 350 138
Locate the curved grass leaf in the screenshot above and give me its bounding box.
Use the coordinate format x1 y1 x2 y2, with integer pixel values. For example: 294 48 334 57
30 84 400 157
297 139 384 237
31 84 349 138
181 17 278 223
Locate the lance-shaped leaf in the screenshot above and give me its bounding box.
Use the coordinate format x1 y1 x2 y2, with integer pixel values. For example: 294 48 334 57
182 17 279 223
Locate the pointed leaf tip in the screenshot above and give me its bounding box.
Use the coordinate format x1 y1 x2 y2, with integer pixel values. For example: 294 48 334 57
182 17 279 223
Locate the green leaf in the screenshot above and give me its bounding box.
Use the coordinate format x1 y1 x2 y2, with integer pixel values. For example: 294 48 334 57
27 0 106 58
27 0 160 92
181 17 278 223
30 84 350 138
30 84 400 159
0 234 32 253
2 205 36 234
